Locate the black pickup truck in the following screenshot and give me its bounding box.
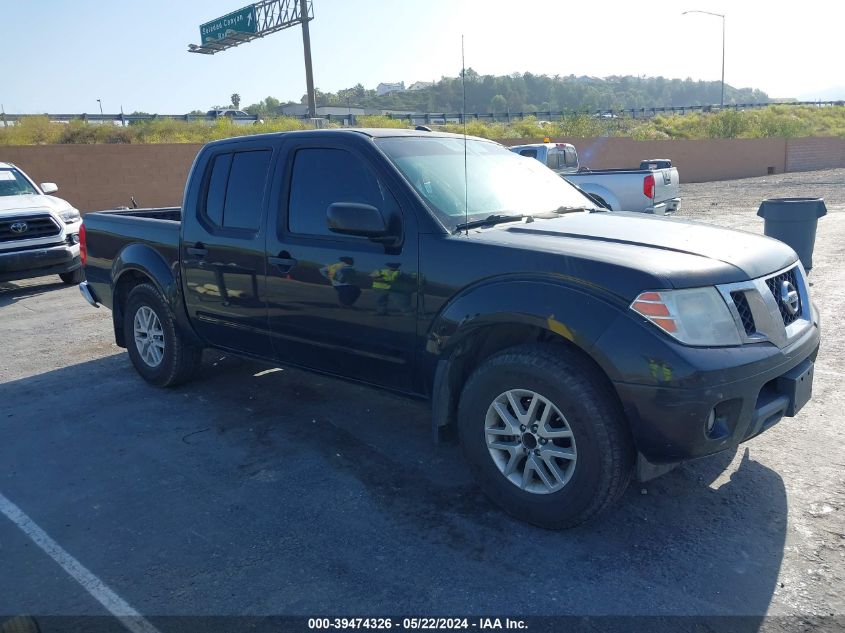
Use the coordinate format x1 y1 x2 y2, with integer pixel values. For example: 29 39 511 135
80 129 820 528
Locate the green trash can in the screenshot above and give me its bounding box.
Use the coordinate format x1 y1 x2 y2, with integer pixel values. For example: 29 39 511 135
757 197 827 270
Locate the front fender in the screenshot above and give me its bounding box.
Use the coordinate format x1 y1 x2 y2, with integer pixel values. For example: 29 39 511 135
426 276 624 375
424 276 626 441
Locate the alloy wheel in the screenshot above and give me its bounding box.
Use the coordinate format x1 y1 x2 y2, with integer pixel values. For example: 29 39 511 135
484 389 577 494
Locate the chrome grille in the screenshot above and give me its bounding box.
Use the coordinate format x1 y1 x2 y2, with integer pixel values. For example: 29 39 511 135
765 267 802 326
718 263 811 349
731 291 756 335
0 214 61 243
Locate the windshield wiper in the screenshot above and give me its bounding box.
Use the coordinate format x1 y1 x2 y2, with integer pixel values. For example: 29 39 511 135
453 214 527 233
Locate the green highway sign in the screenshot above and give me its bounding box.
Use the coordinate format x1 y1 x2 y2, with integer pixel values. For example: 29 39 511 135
200 5 257 44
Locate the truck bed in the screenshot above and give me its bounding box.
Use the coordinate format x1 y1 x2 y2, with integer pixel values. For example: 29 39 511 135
90 207 182 222
82 207 182 311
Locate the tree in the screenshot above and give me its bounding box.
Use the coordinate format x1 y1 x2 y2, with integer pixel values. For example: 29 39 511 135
231 93 241 109
490 94 507 113
244 96 282 118
208 75 768 119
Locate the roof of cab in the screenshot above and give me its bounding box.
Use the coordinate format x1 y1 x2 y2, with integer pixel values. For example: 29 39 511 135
203 127 496 148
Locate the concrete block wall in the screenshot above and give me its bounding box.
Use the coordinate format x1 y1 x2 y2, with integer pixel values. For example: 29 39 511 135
1 137 844 213
1 144 202 212
786 137 845 172
503 137 790 183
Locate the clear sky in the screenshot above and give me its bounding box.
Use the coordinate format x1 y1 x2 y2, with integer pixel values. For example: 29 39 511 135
3 0 843 114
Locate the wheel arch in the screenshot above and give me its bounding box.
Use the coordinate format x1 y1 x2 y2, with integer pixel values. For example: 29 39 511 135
570 182 620 211
111 243 199 348
426 278 624 441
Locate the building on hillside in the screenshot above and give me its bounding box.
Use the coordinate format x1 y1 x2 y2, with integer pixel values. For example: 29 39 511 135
376 82 405 96
408 81 435 91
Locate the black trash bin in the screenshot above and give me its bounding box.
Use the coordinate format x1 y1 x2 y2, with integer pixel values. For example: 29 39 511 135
757 197 827 270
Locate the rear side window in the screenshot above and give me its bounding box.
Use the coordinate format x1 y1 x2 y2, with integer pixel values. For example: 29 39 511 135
205 154 232 226
203 149 271 231
287 148 395 237
519 149 538 159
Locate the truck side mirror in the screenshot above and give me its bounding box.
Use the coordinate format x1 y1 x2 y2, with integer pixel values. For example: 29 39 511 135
327 202 390 239
40 182 58 194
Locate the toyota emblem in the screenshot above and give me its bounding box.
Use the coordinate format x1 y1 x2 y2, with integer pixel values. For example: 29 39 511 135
780 280 800 316
10 221 28 234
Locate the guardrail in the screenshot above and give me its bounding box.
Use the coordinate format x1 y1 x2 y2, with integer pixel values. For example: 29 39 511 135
2 101 842 127
369 101 845 125
0 113 263 125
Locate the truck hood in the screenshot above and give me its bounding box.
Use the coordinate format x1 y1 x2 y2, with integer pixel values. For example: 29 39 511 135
476 212 797 290
0 194 75 216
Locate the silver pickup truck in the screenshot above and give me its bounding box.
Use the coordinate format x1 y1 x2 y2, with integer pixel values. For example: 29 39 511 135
510 143 681 215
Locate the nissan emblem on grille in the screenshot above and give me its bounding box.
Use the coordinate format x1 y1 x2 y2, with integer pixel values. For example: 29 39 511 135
780 280 800 316
10 221 28 234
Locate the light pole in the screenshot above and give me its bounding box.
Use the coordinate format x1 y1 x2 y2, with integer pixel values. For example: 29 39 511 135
96 99 104 117
682 10 725 108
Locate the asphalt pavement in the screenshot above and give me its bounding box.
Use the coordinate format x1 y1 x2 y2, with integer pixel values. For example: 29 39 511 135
0 170 843 631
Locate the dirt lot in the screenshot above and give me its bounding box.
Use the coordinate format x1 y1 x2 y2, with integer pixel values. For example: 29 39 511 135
0 169 843 629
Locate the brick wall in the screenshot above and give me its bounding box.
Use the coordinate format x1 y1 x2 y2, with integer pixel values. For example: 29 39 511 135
786 137 845 172
502 137 788 183
2 137 843 213
1 144 202 212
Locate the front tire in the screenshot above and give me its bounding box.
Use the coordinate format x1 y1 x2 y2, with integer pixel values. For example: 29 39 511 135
458 343 634 529
59 268 84 285
123 283 202 387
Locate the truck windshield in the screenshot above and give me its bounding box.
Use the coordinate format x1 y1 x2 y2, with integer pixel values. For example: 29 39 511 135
375 137 599 230
0 169 38 197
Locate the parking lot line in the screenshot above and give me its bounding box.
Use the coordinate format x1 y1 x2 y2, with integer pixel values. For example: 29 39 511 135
0 491 162 633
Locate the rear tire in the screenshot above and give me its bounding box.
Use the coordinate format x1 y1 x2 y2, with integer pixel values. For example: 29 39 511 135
123 283 202 387
59 268 84 285
457 343 634 529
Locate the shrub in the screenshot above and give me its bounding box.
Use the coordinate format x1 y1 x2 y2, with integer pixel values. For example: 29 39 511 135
1 106 843 145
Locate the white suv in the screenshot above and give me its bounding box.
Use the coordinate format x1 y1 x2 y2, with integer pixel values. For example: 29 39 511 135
0 162 84 285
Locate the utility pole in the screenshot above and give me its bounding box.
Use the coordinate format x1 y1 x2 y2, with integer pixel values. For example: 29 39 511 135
300 0 316 119
720 14 725 108
682 10 726 108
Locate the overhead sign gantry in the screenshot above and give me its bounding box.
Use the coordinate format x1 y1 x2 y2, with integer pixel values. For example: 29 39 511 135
188 0 316 118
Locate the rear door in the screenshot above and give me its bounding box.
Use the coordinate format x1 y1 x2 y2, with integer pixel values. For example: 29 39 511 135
265 137 419 391
181 141 276 357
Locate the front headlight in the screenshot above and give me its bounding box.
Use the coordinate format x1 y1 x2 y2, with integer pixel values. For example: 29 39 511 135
58 208 81 224
630 287 741 346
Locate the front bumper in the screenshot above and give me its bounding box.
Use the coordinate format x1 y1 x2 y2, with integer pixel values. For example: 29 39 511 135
0 243 80 282
595 306 821 473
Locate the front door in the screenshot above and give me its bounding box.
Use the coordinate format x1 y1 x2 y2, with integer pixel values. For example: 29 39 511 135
265 140 418 391
181 143 275 357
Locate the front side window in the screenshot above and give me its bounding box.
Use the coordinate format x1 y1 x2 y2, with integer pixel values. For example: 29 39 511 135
564 148 578 168
0 169 38 197
287 148 394 237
